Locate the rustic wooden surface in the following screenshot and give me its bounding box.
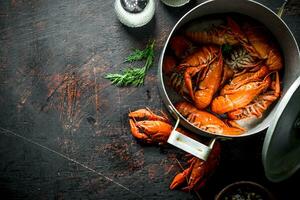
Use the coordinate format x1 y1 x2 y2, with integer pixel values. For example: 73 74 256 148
0 0 299 199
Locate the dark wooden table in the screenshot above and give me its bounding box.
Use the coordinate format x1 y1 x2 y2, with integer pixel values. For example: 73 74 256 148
0 0 299 199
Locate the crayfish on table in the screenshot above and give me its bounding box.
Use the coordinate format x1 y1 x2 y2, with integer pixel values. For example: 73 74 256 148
170 141 221 191
128 108 172 145
128 107 222 192
128 107 199 144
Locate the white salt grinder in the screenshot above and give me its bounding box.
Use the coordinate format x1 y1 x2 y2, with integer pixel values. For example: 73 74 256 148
115 0 155 28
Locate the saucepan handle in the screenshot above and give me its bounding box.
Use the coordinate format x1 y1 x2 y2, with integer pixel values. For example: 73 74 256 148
167 105 216 161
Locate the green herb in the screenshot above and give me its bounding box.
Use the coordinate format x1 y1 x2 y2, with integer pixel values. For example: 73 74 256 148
105 67 146 87
222 44 233 56
125 48 148 62
105 40 155 87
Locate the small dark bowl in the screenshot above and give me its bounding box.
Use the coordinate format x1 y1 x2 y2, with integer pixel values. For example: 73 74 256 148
215 181 275 200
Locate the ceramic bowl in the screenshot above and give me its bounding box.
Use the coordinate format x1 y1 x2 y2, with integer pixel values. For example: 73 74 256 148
215 181 275 200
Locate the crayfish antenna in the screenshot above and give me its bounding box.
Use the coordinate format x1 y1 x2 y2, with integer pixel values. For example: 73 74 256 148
128 108 132 116
226 120 246 131
145 106 154 114
175 158 185 170
132 116 137 124
159 110 170 122
183 95 193 104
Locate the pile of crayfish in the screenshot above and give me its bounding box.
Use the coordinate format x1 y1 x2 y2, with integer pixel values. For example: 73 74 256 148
128 107 221 192
163 15 283 135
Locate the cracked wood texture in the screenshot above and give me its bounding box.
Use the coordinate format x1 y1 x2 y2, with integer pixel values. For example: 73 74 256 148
0 0 299 199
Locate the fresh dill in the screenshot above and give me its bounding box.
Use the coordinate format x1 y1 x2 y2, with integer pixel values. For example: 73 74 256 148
105 40 155 87
221 44 233 56
104 67 146 87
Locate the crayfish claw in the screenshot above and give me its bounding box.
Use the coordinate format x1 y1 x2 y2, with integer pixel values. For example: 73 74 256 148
128 108 173 144
129 119 149 141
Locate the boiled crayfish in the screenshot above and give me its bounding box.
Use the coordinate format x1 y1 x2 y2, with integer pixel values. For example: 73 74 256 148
185 17 283 72
163 55 177 76
191 49 224 109
176 101 245 135
185 24 239 46
128 108 172 144
180 46 220 109
180 45 218 70
211 74 272 115
170 141 221 191
128 107 198 143
227 17 283 71
220 65 269 95
164 45 220 104
227 71 280 120
163 36 193 96
169 35 194 59
163 55 189 96
220 64 234 86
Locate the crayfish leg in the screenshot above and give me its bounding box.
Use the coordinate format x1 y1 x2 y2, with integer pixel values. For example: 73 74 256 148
272 71 281 97
226 120 246 131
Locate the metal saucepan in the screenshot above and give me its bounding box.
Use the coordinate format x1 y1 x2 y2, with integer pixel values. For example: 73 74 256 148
158 0 300 160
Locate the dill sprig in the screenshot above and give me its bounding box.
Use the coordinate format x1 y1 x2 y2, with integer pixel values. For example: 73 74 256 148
125 49 147 62
221 44 233 56
105 67 146 87
105 40 155 87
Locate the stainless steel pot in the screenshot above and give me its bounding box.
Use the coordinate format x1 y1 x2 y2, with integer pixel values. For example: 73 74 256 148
158 0 300 161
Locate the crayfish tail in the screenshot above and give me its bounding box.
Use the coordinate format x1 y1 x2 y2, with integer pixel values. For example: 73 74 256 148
170 168 191 190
